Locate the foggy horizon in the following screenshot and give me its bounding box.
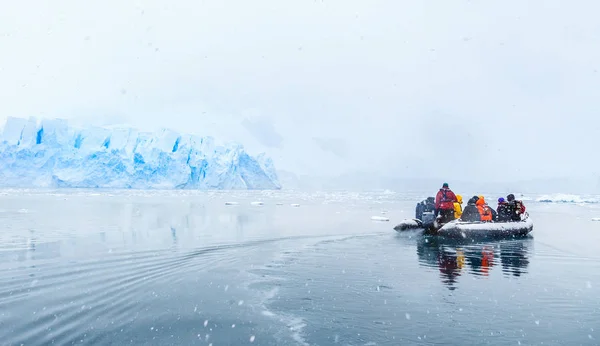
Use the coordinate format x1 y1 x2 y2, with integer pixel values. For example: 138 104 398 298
2 1 598 186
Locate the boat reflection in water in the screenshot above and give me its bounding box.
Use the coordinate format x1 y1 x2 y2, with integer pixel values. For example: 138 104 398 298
416 235 532 290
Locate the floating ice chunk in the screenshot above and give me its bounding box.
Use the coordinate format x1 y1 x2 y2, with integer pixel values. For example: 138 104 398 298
537 193 599 204
371 216 390 221
592 218 600 221
225 202 239 206
290 204 300 207
250 201 264 206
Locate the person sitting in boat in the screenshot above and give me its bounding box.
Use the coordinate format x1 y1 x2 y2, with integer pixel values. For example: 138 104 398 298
435 183 458 223
476 195 495 222
506 194 526 221
453 194 463 219
477 195 498 221
460 196 482 222
496 197 512 222
415 197 435 220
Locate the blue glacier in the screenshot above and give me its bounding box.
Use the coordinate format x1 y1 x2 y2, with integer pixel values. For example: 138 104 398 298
0 117 281 189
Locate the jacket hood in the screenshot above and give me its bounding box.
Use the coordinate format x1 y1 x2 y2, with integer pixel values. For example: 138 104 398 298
456 195 463 204
476 197 486 206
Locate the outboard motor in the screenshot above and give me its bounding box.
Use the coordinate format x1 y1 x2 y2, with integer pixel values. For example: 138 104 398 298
415 201 424 220
421 211 435 228
396 198 436 232
415 197 436 221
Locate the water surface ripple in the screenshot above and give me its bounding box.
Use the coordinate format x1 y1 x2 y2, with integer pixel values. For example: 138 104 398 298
0 189 598 345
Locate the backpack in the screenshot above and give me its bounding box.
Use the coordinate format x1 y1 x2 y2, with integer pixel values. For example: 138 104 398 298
440 189 452 202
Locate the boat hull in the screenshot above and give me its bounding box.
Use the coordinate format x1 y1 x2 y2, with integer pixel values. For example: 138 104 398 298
394 211 436 232
435 217 534 239
393 219 423 231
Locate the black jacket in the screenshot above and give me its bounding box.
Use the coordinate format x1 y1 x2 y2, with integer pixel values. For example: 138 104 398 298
460 198 482 222
497 204 511 222
490 207 498 221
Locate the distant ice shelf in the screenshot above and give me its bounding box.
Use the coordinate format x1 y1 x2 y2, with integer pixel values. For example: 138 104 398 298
0 116 281 190
536 193 599 204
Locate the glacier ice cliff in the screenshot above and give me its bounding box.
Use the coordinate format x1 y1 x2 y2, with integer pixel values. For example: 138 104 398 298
0 117 281 189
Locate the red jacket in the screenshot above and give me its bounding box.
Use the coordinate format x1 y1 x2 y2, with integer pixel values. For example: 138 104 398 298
515 200 526 214
435 188 457 210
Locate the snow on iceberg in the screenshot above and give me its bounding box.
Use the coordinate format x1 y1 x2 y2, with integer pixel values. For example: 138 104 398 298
0 117 281 189
536 193 599 204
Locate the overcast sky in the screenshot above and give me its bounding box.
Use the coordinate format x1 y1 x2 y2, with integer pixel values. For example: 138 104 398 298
1 0 598 183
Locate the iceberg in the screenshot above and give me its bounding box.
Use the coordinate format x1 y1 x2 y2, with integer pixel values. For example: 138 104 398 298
535 193 599 204
0 117 281 190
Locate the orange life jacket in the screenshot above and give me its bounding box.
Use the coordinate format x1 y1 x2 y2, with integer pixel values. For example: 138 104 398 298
476 198 492 221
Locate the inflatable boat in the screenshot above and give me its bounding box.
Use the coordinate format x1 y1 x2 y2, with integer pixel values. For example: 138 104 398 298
435 214 533 239
394 212 533 239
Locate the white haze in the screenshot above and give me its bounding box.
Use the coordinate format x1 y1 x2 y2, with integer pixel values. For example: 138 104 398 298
1 0 599 192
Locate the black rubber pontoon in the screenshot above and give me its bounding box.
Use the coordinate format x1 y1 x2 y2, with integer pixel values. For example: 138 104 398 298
434 213 533 239
394 211 435 231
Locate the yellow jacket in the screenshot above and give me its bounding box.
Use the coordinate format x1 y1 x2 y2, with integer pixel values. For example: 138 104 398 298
454 194 463 219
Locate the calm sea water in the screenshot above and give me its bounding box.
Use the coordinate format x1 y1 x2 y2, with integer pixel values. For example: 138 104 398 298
0 189 599 345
